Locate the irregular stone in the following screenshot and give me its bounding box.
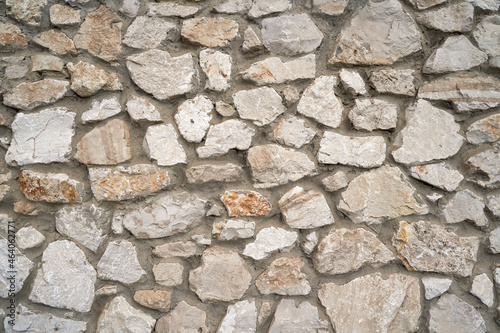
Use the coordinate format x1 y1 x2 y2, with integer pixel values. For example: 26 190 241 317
369 68 416 96
422 277 452 300
218 300 257 333
15 226 45 250
144 124 187 166
67 61 122 97
29 240 96 312
153 263 184 287
258 301 273 325
213 219 255 241
134 290 171 312
18 170 84 203
75 119 131 165
186 163 243 184
3 79 69 111
282 86 300 105
0 22 27 48
31 54 64 72
0 238 33 298
5 304 86 333
466 147 500 188
13 201 38 216
196 119 255 158
215 101 236 117
175 95 213 142
242 27 262 52
443 190 488 227
146 3 199 17
314 228 394 275
96 296 156 333
392 100 463 164
207 204 223 217
127 49 197 100
155 301 208 333
474 15 500 68
120 0 140 17
297 76 344 128
123 192 206 239
408 0 446 9
93 285 117 297
313 0 349 15
243 227 298 260
491 228 500 253
200 49 232 91
189 247 252 302
50 4 81 26
126 96 162 122
0 174 9 202
429 294 486 333
338 166 428 224
6 0 47 26
123 16 178 49
73 5 122 64
470 273 494 307
273 116 315 148
319 273 420 333
466 0 499 11
487 194 500 217
5 64 29 79
192 234 212 246
6 108 75 166
318 132 386 168
256 257 310 295
349 98 398 131
393 220 479 277
467 113 500 145
81 97 121 124
221 190 272 217
248 0 290 17
247 144 316 188
339 69 367 95
242 54 316 86
233 87 285 126
56 204 110 252
322 171 348 192
153 241 198 258
416 3 474 33
410 162 463 191
181 17 238 47
97 240 145 284
32 29 77 56
302 231 319 255
330 0 422 65
109 211 124 234
269 299 328 333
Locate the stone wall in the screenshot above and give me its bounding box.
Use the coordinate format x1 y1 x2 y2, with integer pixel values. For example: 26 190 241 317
0 0 500 332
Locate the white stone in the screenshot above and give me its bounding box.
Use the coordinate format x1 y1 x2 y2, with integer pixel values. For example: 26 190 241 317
215 0 252 13
0 238 33 298
153 263 184 287
410 162 463 191
474 15 500 68
123 16 178 49
422 277 452 300
466 113 500 145
249 0 290 17
302 231 319 255
146 3 199 17
339 69 367 95
155 301 208 333
175 95 213 143
96 296 156 333
81 97 121 124
243 227 298 260
369 69 416 96
196 120 256 158
268 299 329 333
416 3 474 33
97 240 145 285
443 190 488 227
471 273 495 307
233 87 285 126
466 147 500 188
429 294 486 333
348 98 398 131
126 95 162 122
490 228 500 253
273 116 315 148
143 124 187 166
200 49 232 92
120 0 140 17
15 226 45 250
213 219 255 241
487 194 500 217
218 300 257 333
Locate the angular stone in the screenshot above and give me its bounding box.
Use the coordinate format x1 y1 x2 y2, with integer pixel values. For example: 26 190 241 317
242 27 262 53
127 49 197 100
29 240 96 312
56 204 111 252
410 162 463 191
218 300 257 333
443 190 488 227
123 192 206 239
243 227 298 260
97 240 145 284
186 163 243 184
153 263 184 287
233 87 285 126
0 238 33 298
215 0 252 13
319 273 420 333
155 301 208 333
322 171 348 192
272 116 315 148
490 227 500 253
146 3 199 17
189 247 252 302
213 219 255 241
50 4 81 26
392 100 463 164
32 29 77 56
215 101 236 117
349 98 398 131
192 234 212 246
81 97 121 124
181 17 238 47
487 194 500 217
338 166 428 224
13 201 38 216
339 69 367 95
123 16 178 49
18 170 84 203
429 294 486 333
466 147 500 188
258 302 273 325
95 285 117 297
393 220 479 277
153 241 198 258
175 95 213 143
269 299 328 333
3 79 69 111
422 277 452 300
302 231 319 255
200 49 231 91
6 0 47 26
408 0 446 10
75 119 131 165
73 5 122 64
96 296 156 333
470 273 494 307
196 119 255 158
247 144 316 188
134 290 171 312
207 204 223 217
313 0 349 15
67 61 122 97
126 96 162 122
369 68 416 96
297 76 344 128
467 113 500 145
31 54 64 72
0 22 27 48
6 108 75 166
416 3 474 33
314 228 394 275
242 54 316 86
15 226 45 250
221 190 272 216
318 132 386 168
261 14 323 56
144 124 187 166
5 64 29 79
120 0 139 17
256 257 310 295
474 15 500 68
466 0 499 11
249 0 290 18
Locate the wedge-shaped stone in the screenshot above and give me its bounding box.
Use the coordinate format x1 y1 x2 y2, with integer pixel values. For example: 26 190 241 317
18 170 84 203
123 191 206 239
256 257 311 295
67 61 122 97
81 97 121 124
186 163 243 184
123 16 178 49
269 299 329 333
329 0 422 65
196 119 255 158
155 301 208 333
96 296 156 332
0 238 33 298
338 166 428 224
3 79 69 111
175 95 213 143
243 227 298 260
32 29 76 56
200 49 232 91
443 190 488 227
369 68 416 96
218 300 257 333
0 22 27 48
212 219 255 241
181 17 238 47
429 294 486 333
233 87 284 126
313 228 394 275
143 124 187 166
416 3 474 32
272 116 315 148
146 3 199 17
319 273 421 333
410 162 463 191
97 240 145 284
349 98 398 131
221 190 272 216
393 220 479 277
249 0 290 18
466 113 500 145
242 27 262 53
474 15 500 68
466 147 500 188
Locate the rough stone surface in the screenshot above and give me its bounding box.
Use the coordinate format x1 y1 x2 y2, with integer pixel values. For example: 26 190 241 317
153 263 184 287
471 273 494 307
95 296 156 333
3 79 69 111
0 238 33 298
313 0 349 15
243 227 298 260
466 147 500 188
422 277 452 300
487 194 500 218
215 101 236 117
221 190 272 216
242 27 262 52
67 61 122 97
31 54 64 72
490 227 500 253
466 113 500 145
410 162 464 191
321 171 348 192
123 16 178 49
0 22 27 49
408 0 446 10
215 0 252 13
443 190 488 227
213 219 255 241
153 241 198 258
50 4 81 26
256 257 311 295
146 3 199 17
181 17 239 47
97 240 145 285
126 96 162 122
416 3 474 32
196 119 255 158
15 226 45 250
186 163 242 184
233 87 285 126
6 0 47 27
474 15 500 68
143 124 187 166
249 0 291 18
369 69 416 96
155 301 208 333
339 69 367 95
200 49 232 91
81 97 121 124
218 300 257 333
18 170 84 203
175 95 213 143
133 290 171 312
466 0 499 11
32 29 77 56
429 294 486 333
349 98 398 131
5 305 86 333
268 299 329 333
272 116 315 148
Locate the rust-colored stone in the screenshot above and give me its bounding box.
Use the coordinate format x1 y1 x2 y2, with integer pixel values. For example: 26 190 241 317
0 22 27 48
221 190 272 216
18 170 83 203
133 290 171 312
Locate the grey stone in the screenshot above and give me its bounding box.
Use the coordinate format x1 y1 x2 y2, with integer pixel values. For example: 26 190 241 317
5 0 47 26
268 299 329 333
186 163 243 183
215 0 252 13
97 240 145 285
348 98 398 131
489 227 500 253
143 124 186 166
282 86 300 104
0 238 33 298
5 65 29 79
408 0 446 10
3 79 69 111
120 0 139 17
126 96 162 122
153 263 184 287
321 171 348 192
272 116 316 148
200 49 232 91
416 3 474 33
410 162 464 191
249 0 291 18
175 95 213 143
196 120 255 158
422 277 452 300
32 29 77 56
243 227 298 260
339 69 367 95
466 113 500 145
313 0 349 15
181 17 239 47
443 190 488 227
256 257 311 295
429 294 486 333
123 16 178 49
215 101 236 117
146 3 198 17
153 241 198 258
67 61 122 97
471 273 494 307
15 226 45 250
302 231 319 255
81 97 121 124
212 219 255 240
155 301 208 333
31 54 64 72
218 300 257 333
487 194 500 217
466 147 500 188
369 69 416 96
466 0 499 11
474 15 500 68
96 296 156 333
50 4 81 26
242 27 262 53
233 87 285 126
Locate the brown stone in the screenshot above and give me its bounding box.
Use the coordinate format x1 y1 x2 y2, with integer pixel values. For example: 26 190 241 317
13 201 38 216
3 79 69 111
67 61 122 97
255 257 311 295
133 290 171 312
0 22 27 48
181 17 239 47
18 170 84 203
221 190 272 216
32 29 77 56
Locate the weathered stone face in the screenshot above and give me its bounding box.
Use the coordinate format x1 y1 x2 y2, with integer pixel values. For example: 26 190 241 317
18 170 84 203
3 79 69 111
67 61 122 97
96 296 156 332
221 190 272 216
181 17 239 47
0 238 33 298
429 294 486 333
255 257 311 295
155 301 208 333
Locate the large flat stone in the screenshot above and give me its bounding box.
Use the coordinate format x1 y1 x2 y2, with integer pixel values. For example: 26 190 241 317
416 3 474 32
97 240 145 284
67 61 122 97
409 162 463 191
96 296 156 332
181 17 238 47
429 294 486 333
143 124 187 166
233 87 285 126
6 0 47 26
18 170 84 203
196 119 255 158
32 29 77 56
3 79 69 111
443 190 488 227
474 15 500 68
218 300 257 333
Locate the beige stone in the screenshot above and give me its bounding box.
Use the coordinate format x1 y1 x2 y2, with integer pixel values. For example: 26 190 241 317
155 301 208 333
67 61 122 97
200 49 232 91
6 0 47 27
50 4 81 26
313 0 349 15
3 79 69 111
268 299 329 333
255 257 311 295
221 190 272 216
233 87 285 126
18 170 84 203
96 296 156 332
0 22 27 48
153 263 184 287
416 3 474 32
31 54 64 72
133 290 171 312
32 29 77 56
123 16 178 49
181 17 239 47
410 162 463 192
153 241 198 258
